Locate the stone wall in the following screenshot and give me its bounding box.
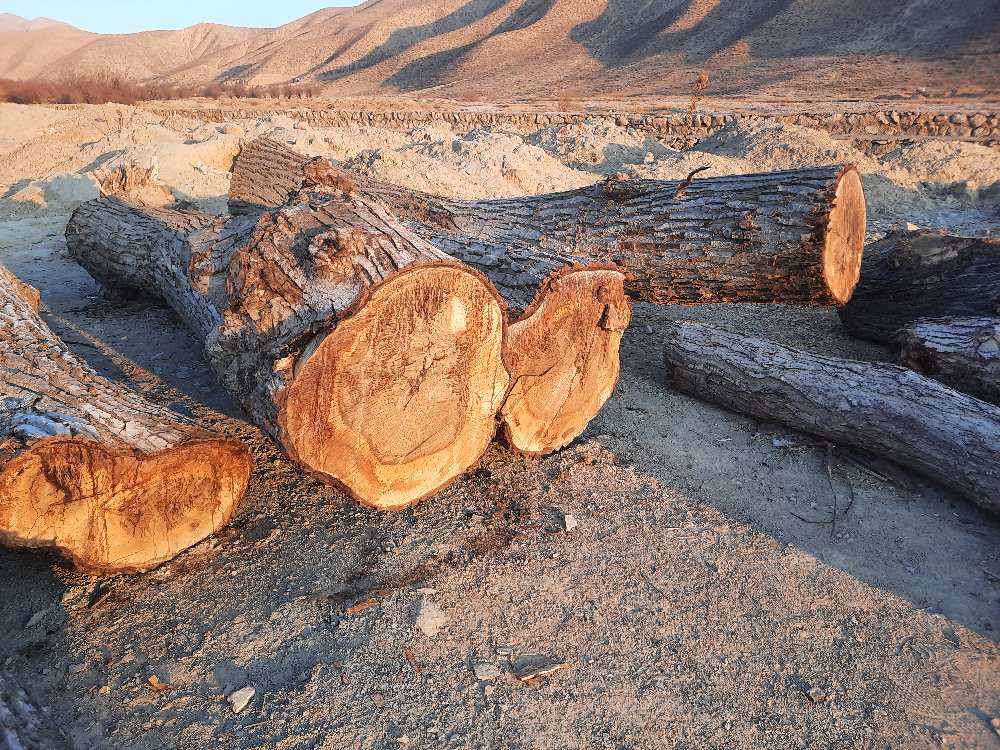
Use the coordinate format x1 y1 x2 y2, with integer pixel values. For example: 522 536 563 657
155 106 1000 147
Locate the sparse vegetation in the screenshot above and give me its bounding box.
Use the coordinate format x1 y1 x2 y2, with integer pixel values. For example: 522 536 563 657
0 73 322 105
688 71 710 114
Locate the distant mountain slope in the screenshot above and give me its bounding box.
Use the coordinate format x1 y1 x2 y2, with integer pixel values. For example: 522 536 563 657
1 2 998 97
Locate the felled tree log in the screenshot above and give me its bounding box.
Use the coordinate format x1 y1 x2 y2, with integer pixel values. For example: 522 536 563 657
898 317 1000 406
232 137 632 455
0 670 71 750
230 137 866 306
66 196 509 510
662 320 1000 513
0 265 250 572
839 231 1000 342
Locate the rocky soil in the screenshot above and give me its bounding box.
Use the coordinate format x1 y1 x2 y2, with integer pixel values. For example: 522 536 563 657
1 100 998 749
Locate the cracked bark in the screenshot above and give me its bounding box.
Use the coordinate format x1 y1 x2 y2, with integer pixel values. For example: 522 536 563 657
662 320 1000 513
65 195 509 510
839 231 1000 342
898 317 1000 406
0 265 250 572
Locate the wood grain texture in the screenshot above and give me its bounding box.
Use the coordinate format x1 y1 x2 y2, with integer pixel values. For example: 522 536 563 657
898 317 1000 406
839 231 1000 342
0 265 250 573
662 320 1000 514
66 196 509 509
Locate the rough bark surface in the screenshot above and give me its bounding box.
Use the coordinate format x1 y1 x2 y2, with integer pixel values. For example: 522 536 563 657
230 138 866 307
232 137 633 454
0 265 250 573
898 317 1000 406
66 196 509 510
839 231 1000 342
662 320 1000 514
0 670 71 750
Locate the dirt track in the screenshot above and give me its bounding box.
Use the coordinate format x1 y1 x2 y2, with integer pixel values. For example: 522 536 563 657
1 101 999 749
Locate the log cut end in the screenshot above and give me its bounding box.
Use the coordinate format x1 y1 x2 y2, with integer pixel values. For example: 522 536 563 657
0 437 251 573
822 167 866 305
501 268 631 455
280 264 509 510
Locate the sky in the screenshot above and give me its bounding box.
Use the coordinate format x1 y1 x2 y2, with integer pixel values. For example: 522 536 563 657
1 1 363 33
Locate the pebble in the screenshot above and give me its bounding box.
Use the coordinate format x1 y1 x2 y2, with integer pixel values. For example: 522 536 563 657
25 610 47 628
371 693 385 708
415 599 448 637
473 663 502 681
563 514 579 533
228 686 255 714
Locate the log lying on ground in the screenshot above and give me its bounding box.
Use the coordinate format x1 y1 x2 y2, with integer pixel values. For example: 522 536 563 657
839 231 1000 342
230 137 866 306
0 670 71 750
0 265 251 572
66 196 509 510
898 317 1000 406
232 137 632 455
662 320 1000 513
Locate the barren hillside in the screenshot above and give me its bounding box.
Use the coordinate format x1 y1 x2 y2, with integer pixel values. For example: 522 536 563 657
2 1 999 98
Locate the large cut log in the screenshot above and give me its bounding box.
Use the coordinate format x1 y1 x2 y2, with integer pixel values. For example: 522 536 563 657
232 137 632 455
0 670 71 750
662 320 1000 513
898 317 1000 406
839 231 1000 342
230 137 866 306
0 265 250 572
66 196 509 510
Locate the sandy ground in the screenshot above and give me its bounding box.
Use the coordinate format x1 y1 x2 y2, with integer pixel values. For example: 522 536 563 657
0 101 998 749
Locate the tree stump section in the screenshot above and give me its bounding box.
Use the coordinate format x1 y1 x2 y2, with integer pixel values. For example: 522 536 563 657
230 137 866 306
839 231 1000 342
0 265 250 572
66 197 509 510
662 320 1000 513
898 317 1000 406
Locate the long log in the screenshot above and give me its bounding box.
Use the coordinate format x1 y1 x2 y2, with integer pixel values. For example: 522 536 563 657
898 317 1000 406
65 196 509 510
0 670 71 750
232 137 632 455
661 320 1000 513
0 265 251 572
839 231 1000 342
230 137 866 307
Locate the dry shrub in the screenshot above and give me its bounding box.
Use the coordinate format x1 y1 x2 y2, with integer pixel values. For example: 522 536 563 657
688 71 710 114
0 74 323 105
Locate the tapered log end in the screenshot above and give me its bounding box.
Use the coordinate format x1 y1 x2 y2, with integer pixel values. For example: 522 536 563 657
0 437 251 573
823 167 866 305
280 264 509 511
501 268 631 455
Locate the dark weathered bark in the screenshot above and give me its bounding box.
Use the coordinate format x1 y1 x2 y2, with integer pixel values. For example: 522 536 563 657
662 320 1000 513
66 196 509 510
898 317 1000 406
0 265 250 573
0 670 71 750
839 231 1000 342
230 137 866 307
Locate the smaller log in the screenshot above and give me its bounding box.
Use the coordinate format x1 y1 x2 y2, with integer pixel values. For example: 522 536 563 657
662 320 1000 513
839 231 1000 342
898 317 1000 406
0 265 251 572
0 670 71 750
